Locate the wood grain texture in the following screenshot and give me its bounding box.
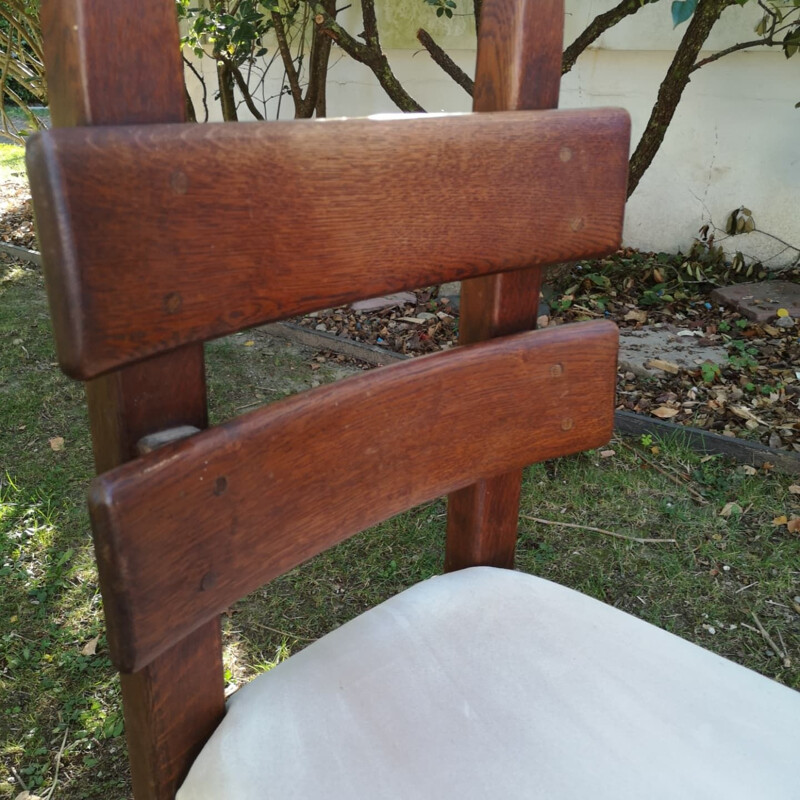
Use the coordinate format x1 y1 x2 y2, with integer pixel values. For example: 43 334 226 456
41 0 186 127
86 345 208 474
27 108 630 379
472 0 564 113
120 619 224 800
447 0 574 572
37 3 224 799
90 321 619 673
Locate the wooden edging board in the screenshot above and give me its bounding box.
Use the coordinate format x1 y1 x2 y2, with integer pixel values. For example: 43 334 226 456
266 321 800 475
0 243 42 266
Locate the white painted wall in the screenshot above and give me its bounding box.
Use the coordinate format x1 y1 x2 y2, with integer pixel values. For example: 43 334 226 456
186 0 800 267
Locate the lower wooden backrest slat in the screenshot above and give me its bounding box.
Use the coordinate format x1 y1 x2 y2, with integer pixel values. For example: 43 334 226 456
89 321 618 673
27 108 630 380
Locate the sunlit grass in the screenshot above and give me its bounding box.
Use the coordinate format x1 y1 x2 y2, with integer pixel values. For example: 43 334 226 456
0 143 25 178
1 262 798 798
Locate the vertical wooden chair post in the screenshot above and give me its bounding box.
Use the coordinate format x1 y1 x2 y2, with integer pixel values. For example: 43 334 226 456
446 0 565 571
40 2 225 797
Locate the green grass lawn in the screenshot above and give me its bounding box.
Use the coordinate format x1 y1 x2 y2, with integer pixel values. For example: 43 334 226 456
0 144 25 177
1 259 799 798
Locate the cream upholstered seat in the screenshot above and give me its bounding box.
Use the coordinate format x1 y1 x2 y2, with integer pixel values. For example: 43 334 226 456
178 567 800 800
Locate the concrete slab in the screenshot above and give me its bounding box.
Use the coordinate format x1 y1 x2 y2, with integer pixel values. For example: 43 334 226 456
710 281 800 323
619 326 727 377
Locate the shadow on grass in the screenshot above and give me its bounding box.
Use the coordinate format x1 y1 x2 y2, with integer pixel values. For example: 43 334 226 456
1 255 798 799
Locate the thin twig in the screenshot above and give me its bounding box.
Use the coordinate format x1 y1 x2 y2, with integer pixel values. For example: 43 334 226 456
751 612 785 659
618 439 709 505
234 400 263 412
776 628 789 660
735 581 758 594
520 514 676 544
571 304 604 317
10 765 29 792
741 622 759 634
249 622 314 642
42 727 69 800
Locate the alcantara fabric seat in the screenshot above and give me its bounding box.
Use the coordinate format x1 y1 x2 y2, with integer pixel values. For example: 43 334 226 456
178 567 800 800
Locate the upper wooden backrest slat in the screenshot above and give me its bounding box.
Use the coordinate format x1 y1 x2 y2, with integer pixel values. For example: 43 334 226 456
27 108 630 380
90 320 618 673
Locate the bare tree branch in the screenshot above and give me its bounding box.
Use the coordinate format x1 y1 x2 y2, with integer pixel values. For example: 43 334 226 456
563 0 656 74
271 10 305 110
417 28 474 96
309 0 425 112
231 64 266 120
628 0 737 197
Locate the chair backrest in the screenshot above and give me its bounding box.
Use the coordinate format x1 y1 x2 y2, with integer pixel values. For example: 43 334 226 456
28 1 630 798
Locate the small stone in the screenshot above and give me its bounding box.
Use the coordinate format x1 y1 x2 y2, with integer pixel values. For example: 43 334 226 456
351 292 416 312
315 323 327 331
776 316 795 328
417 312 436 321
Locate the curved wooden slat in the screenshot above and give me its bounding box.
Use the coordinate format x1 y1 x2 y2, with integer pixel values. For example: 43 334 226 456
27 108 630 379
90 321 619 673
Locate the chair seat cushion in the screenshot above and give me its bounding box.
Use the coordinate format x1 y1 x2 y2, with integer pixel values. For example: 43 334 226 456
177 567 800 799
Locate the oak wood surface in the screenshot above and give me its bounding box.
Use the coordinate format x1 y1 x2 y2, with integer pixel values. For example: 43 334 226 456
90 321 618 673
38 2 224 798
27 108 630 379
446 0 572 572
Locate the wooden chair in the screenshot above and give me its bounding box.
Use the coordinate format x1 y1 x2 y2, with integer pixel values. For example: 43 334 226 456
28 1 799 798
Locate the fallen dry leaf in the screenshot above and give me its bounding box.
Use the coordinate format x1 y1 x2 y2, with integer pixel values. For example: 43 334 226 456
243 340 255 347
772 515 788 526
624 309 647 324
719 502 742 517
81 635 99 656
49 436 65 452
788 518 800 533
645 358 680 375
742 465 757 476
599 449 616 458
788 485 800 495
730 406 768 426
652 406 679 419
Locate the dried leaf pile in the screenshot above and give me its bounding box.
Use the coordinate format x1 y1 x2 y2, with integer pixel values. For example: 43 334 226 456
297 253 800 452
297 287 459 356
556 253 800 452
0 176 36 249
